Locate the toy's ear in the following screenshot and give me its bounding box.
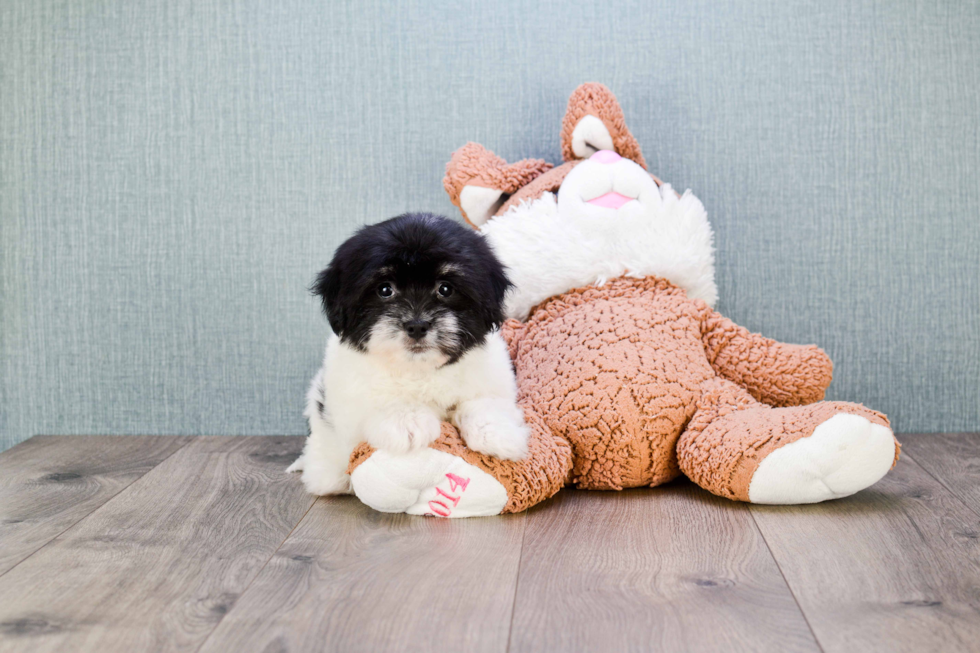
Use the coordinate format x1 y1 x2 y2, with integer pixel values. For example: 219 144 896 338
444 142 553 228
560 83 647 169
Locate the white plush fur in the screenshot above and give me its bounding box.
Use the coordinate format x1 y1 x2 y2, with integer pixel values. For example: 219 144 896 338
480 156 717 320
748 413 897 504
288 330 529 496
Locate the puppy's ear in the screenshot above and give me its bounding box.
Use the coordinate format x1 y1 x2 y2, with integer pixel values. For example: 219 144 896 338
560 83 647 169
483 260 513 330
311 264 346 336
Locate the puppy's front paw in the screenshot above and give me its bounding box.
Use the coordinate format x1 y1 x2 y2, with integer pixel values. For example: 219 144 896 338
456 408 530 462
365 408 442 455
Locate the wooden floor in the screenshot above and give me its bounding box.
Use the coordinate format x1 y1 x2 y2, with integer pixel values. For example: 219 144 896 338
0 435 978 652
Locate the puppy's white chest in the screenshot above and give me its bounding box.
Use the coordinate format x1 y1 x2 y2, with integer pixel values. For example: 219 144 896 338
375 365 460 411
325 340 467 416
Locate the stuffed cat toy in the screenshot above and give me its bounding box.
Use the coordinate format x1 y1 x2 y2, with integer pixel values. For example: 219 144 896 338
344 83 899 518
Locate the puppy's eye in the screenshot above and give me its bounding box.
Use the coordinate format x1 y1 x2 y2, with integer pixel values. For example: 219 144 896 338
377 283 394 298
437 282 454 298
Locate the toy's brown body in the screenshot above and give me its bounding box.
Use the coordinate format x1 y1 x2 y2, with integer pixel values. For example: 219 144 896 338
506 276 893 502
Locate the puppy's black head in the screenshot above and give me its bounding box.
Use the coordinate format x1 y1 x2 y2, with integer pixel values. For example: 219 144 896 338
312 213 511 364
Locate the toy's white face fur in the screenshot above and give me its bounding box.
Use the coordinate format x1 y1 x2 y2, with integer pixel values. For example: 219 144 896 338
479 151 717 321
558 150 664 223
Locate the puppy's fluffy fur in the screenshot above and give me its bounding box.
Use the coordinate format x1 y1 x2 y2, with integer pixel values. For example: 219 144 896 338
288 213 530 496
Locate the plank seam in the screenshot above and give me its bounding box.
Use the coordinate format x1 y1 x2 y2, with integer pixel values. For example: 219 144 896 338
747 507 827 653
901 449 980 521
0 435 196 581
192 492 319 653
505 510 529 653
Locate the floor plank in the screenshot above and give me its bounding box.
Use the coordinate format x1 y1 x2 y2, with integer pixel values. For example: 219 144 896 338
509 484 819 653
751 454 980 653
900 433 980 516
0 435 190 576
0 436 314 653
198 497 526 653
2 434 978 653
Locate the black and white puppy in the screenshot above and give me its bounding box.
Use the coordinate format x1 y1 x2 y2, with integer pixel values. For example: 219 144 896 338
287 213 530 496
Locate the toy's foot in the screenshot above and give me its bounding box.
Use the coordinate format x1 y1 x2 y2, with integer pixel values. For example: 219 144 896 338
748 413 897 504
678 378 898 504
348 418 573 517
350 447 508 518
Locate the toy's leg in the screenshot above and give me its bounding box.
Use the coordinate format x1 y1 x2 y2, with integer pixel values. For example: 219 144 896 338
676 377 898 504
347 408 572 518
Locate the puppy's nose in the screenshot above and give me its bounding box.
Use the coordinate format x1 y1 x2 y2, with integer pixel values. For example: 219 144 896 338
403 319 431 340
590 149 621 164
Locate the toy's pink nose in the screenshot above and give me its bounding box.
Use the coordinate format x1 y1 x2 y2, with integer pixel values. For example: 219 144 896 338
590 150 621 164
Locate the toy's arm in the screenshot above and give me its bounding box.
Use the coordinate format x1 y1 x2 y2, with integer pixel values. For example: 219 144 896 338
699 307 833 407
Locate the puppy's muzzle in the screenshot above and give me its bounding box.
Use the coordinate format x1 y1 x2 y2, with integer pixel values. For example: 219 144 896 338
403 319 431 341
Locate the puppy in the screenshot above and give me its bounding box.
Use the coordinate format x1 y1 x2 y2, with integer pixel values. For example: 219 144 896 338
287 213 530 496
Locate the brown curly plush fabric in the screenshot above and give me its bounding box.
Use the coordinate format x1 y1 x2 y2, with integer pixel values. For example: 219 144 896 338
506 275 862 492
700 308 834 407
505 276 896 501
560 82 647 169
443 142 552 226
506 277 707 490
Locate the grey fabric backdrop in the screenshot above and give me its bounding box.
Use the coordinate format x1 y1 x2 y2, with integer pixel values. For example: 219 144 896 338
2 0 978 452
